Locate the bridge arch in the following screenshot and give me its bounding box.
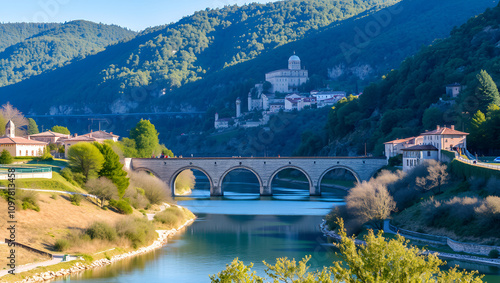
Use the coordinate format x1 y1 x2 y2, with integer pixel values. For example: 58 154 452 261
268 165 313 195
218 166 264 195
317 165 361 192
169 166 214 196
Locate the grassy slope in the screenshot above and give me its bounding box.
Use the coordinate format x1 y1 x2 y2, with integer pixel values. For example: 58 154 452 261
0 172 85 193
391 182 500 245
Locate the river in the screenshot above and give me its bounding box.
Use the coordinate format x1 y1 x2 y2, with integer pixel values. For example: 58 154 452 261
55 173 500 283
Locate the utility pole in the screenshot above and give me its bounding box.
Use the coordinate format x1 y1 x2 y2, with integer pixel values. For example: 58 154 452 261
365 143 367 157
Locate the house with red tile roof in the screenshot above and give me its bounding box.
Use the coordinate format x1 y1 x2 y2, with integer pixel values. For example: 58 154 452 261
0 120 47 157
28 130 70 144
383 136 424 160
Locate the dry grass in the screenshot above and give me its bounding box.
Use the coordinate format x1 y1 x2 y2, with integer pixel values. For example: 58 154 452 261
0 192 130 253
0 243 51 266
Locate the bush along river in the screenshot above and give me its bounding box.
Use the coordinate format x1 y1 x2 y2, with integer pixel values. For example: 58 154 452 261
56 172 500 283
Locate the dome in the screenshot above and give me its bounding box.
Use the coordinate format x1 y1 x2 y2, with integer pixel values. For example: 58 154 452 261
289 55 300 61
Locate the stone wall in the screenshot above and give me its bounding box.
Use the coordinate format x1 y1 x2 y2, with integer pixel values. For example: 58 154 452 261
447 238 500 256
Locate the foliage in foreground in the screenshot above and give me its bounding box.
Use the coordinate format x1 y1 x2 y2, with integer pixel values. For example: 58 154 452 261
210 219 483 283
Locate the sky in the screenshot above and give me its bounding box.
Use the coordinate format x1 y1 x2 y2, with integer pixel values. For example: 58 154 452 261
0 0 278 31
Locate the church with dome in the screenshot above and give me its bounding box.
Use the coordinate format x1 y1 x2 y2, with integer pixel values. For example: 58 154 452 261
264 54 309 93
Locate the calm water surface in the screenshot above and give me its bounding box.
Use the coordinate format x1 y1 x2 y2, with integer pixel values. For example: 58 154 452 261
56 178 500 283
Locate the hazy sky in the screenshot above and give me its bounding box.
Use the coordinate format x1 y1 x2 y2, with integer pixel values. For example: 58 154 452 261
0 0 278 31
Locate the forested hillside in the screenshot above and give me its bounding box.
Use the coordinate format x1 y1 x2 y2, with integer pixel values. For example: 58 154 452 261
0 0 400 114
310 2 500 156
0 21 136 87
0 0 496 118
0 23 59 52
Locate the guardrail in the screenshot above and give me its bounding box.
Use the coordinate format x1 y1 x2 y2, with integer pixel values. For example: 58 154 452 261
456 156 500 171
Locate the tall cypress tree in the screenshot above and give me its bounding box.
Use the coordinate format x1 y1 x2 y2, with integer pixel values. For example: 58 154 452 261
27 118 39 135
475 70 500 112
94 142 129 198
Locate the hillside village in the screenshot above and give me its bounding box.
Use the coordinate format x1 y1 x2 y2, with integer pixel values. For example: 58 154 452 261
214 54 350 130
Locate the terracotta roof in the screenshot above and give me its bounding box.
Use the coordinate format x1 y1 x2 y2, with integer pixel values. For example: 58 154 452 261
64 136 98 142
383 137 415 145
81 130 119 139
29 130 70 138
0 137 47 145
421 127 469 136
402 144 438 151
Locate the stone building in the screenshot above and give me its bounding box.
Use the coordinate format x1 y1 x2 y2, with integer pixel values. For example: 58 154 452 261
265 54 309 93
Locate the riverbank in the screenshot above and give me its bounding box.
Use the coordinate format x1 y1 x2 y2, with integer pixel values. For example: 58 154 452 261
319 220 500 268
8 218 195 283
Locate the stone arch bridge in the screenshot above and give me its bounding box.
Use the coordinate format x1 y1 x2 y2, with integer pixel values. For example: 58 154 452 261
124 157 387 196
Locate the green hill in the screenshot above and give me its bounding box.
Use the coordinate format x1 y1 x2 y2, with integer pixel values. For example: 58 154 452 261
0 0 496 119
0 23 60 52
314 2 500 156
0 20 136 87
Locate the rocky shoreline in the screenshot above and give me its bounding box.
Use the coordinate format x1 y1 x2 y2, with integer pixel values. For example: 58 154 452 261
319 220 500 267
14 218 195 283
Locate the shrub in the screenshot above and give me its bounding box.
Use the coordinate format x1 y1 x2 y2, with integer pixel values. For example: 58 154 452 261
154 206 193 229
129 171 171 204
54 239 70 252
51 193 58 200
0 149 13 164
486 178 500 196
109 199 133 215
60 168 75 183
124 187 150 209
85 177 119 207
70 194 83 206
489 249 499 259
85 222 117 241
115 217 156 248
16 190 40 212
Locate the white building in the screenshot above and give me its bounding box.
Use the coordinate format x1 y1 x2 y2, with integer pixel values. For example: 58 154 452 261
446 83 461 98
0 120 47 157
384 136 424 160
214 113 230 129
402 145 439 172
265 54 308 93
284 94 317 111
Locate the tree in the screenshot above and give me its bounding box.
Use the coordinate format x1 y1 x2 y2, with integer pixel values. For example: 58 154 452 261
119 137 138 157
85 177 119 207
0 149 13 164
475 70 500 113
129 119 159 158
469 110 486 151
330 219 483 283
211 219 484 282
344 170 400 229
93 142 129 197
416 160 449 194
68 143 104 180
1 102 28 136
51 125 70 135
27 118 39 135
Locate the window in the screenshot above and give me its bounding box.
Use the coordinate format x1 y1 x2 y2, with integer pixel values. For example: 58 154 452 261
427 151 431 156
407 160 409 166
32 150 34 156
26 150 28 155
19 150 21 156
